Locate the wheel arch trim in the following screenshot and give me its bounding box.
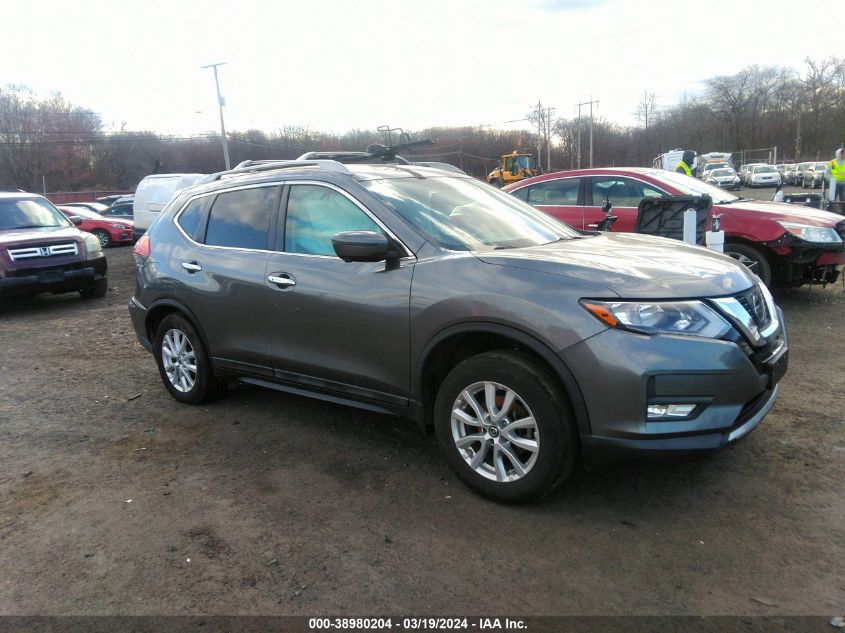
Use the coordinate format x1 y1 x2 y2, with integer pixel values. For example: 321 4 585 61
415 321 592 436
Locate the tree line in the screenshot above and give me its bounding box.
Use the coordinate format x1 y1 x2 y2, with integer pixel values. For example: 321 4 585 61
2 57 844 193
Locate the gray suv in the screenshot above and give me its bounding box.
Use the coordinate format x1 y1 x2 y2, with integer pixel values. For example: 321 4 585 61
129 160 788 502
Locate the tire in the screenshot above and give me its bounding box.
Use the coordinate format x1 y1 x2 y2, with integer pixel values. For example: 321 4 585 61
496 176 505 188
153 313 226 404
724 243 773 287
79 277 107 299
93 229 112 248
433 351 577 503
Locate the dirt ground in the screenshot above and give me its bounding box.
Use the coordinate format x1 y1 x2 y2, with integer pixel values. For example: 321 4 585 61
0 234 843 618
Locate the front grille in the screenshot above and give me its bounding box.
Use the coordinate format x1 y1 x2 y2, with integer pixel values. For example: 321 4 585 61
7 242 79 261
736 285 771 331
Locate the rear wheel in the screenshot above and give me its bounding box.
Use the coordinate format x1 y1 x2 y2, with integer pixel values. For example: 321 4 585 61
153 313 226 404
93 229 112 248
724 243 773 286
433 351 577 503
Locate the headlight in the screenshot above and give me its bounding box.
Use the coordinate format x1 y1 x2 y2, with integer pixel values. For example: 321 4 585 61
111 223 129 229
581 300 731 338
778 221 841 243
82 232 102 255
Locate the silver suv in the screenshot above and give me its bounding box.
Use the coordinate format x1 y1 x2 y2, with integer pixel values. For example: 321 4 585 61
129 160 788 502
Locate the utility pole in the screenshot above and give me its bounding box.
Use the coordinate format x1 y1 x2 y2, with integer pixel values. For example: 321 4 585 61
201 62 231 170
576 98 599 168
576 104 582 169
531 101 555 171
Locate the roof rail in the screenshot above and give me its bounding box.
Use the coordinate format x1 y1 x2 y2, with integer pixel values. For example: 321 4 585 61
201 159 351 183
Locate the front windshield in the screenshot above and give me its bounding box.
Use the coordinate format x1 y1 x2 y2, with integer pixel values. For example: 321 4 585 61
815 163 828 171
712 169 735 177
649 169 741 203
754 166 776 173
703 163 727 171
0 197 71 230
362 176 580 251
515 155 532 170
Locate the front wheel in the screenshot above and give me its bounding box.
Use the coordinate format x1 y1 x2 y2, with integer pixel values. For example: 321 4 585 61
153 313 226 404
79 277 107 299
433 351 577 503
93 229 112 248
724 243 773 286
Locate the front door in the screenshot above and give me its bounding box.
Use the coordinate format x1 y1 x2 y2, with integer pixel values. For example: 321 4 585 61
265 183 414 406
584 176 666 232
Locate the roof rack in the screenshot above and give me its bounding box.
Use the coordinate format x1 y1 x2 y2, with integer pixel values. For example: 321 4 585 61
200 159 351 183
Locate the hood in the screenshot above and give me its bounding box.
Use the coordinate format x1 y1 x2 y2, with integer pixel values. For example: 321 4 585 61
475 233 756 299
0 225 83 248
717 199 844 227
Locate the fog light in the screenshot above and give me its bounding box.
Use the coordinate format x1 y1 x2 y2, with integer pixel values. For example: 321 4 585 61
647 404 697 419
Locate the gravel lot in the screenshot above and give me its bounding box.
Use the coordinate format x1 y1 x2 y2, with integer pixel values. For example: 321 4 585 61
1 198 843 619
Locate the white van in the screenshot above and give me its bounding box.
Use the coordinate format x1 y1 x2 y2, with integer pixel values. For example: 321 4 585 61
132 173 204 239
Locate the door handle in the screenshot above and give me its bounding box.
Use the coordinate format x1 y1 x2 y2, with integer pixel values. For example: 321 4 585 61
182 261 202 272
268 274 296 288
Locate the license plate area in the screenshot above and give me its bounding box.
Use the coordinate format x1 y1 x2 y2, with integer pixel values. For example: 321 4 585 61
39 269 65 284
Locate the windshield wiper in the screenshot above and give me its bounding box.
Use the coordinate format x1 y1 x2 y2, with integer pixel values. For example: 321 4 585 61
8 224 59 230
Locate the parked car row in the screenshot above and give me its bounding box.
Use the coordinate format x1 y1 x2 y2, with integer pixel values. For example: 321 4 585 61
57 207 135 248
5 158 843 502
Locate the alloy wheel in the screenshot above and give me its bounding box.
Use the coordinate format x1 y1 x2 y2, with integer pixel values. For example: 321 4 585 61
450 381 539 482
161 328 197 393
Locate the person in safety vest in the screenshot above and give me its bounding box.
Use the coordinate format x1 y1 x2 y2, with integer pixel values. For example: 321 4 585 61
674 150 696 177
827 147 845 206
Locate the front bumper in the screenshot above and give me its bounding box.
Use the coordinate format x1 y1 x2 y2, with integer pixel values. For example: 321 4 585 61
0 255 107 297
561 309 788 466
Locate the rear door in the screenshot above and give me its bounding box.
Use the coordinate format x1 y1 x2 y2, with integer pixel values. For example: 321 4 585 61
584 175 667 232
511 177 584 228
173 184 281 374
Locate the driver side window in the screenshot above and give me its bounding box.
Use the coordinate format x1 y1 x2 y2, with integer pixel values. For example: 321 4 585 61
284 185 383 257
591 177 664 208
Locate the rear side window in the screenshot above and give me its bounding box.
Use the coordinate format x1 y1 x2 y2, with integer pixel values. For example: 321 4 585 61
176 197 209 239
526 178 580 205
204 186 278 250
284 185 382 257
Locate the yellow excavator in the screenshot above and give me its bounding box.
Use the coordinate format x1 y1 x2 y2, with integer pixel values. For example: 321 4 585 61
487 150 540 187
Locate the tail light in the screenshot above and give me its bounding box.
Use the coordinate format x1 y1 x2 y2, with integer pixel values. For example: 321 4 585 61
133 234 150 258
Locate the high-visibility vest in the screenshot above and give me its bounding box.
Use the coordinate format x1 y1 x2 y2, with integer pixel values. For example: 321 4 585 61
675 161 691 176
828 159 845 181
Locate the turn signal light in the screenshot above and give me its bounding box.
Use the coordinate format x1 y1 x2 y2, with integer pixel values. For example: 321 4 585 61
133 234 150 258
582 302 618 327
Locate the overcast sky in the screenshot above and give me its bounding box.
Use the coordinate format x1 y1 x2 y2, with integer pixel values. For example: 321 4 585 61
0 0 835 136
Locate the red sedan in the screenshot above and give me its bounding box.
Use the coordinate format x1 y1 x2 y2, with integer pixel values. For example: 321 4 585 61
504 167 845 287
58 206 135 248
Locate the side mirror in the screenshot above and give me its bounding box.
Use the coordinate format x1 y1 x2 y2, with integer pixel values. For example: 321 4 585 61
332 231 395 263
69 216 83 226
